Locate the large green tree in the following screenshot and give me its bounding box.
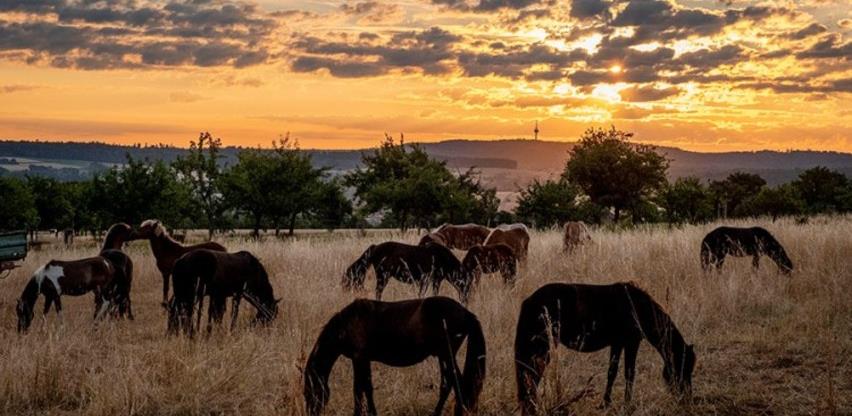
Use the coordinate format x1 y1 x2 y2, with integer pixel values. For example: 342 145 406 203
659 177 714 224
738 184 804 221
710 172 766 217
563 126 668 223
25 176 75 231
172 132 226 239
515 178 583 228
793 166 849 214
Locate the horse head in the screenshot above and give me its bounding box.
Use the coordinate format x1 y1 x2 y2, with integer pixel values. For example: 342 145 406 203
132 219 165 240
342 245 373 290
16 298 34 333
663 343 696 400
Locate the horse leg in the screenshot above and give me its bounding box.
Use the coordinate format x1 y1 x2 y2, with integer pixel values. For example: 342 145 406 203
352 358 377 416
93 289 104 320
752 254 761 270
43 295 53 315
433 355 462 416
623 339 640 403
375 270 389 301
161 272 170 308
602 344 623 407
207 296 226 334
230 295 241 332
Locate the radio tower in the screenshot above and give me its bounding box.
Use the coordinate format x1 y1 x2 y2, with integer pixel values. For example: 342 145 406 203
533 121 540 140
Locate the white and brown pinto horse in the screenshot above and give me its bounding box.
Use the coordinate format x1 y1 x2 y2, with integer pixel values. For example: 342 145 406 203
130 219 226 307
419 223 491 250
484 223 531 260
16 223 136 332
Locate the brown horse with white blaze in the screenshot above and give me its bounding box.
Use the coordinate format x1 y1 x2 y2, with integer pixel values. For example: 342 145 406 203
130 219 226 306
304 297 486 416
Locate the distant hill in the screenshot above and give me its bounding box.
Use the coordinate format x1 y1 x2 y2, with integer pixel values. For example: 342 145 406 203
1 139 851 188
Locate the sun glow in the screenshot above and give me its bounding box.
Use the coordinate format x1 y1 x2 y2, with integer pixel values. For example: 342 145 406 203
609 65 623 74
591 84 623 102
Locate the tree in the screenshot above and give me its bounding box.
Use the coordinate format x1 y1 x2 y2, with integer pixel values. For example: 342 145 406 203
515 178 583 228
221 149 274 237
738 184 804 221
0 176 37 230
563 126 668 223
172 132 226 239
309 178 353 230
346 135 493 231
440 168 499 226
793 166 849 214
659 177 714 224
709 172 766 217
25 176 75 231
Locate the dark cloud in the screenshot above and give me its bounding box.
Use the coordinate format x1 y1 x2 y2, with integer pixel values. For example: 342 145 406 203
741 78 852 94
340 1 402 23
784 23 827 40
430 0 553 12
0 0 276 70
570 0 611 20
619 85 681 101
795 35 852 60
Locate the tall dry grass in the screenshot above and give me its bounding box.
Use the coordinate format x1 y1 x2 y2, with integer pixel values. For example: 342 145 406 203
0 217 849 415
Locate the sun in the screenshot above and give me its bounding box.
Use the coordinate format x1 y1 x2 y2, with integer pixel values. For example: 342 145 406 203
609 65 623 74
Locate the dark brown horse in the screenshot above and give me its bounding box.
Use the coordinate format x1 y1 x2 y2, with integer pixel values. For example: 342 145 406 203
419 223 491 250
304 297 486 416
700 226 793 273
16 257 126 332
130 219 226 306
168 249 279 335
100 222 135 320
343 241 469 302
515 283 696 414
484 224 530 260
461 243 518 287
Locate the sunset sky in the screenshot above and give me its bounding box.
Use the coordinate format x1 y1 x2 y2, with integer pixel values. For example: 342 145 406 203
0 0 850 151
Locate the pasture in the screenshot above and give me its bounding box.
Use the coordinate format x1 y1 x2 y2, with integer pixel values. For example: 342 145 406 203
0 217 849 415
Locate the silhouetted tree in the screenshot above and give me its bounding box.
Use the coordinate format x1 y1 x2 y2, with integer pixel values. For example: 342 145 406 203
515 178 583 228
709 172 766 217
172 132 226 239
738 184 804 221
0 176 37 230
563 126 668 223
659 177 714 224
793 166 849 214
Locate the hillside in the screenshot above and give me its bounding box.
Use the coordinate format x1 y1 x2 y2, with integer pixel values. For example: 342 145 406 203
2 139 851 188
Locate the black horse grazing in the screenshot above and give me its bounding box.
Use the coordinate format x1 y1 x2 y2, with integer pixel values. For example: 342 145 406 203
461 244 518 287
515 283 696 415
343 242 469 302
304 297 486 416
168 249 279 335
700 226 793 273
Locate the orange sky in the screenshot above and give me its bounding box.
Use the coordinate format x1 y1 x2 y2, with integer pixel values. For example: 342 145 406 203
0 0 850 152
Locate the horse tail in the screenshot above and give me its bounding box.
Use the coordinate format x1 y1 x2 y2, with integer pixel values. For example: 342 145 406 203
457 312 486 416
343 244 374 290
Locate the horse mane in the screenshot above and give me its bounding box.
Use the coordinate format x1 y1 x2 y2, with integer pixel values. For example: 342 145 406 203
304 310 346 416
621 283 687 361
102 223 131 252
343 244 375 290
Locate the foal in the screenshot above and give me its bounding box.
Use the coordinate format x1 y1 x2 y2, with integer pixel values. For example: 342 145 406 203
131 219 226 306
700 226 793 273
515 282 695 415
343 241 469 302
304 297 486 416
168 249 279 335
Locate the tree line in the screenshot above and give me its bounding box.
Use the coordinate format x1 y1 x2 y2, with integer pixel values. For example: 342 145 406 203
2 128 851 236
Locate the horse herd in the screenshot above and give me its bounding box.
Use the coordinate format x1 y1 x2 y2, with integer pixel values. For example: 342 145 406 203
12 220 794 415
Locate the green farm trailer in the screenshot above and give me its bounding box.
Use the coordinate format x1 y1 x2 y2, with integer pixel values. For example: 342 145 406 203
0 230 27 277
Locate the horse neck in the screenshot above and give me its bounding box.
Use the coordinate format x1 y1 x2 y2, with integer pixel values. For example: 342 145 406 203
633 294 686 366
101 232 125 252
20 278 40 305
306 322 343 384
150 233 184 258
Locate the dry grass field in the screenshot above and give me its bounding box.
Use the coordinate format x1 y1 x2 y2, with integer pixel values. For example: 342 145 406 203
0 217 850 416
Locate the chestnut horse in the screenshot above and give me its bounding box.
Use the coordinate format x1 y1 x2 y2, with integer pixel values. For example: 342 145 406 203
168 249 279 335
461 243 518 287
484 224 530 260
700 226 793 273
419 223 491 250
515 283 696 415
562 221 591 253
131 219 226 306
304 297 486 416
343 241 469 302
16 257 126 332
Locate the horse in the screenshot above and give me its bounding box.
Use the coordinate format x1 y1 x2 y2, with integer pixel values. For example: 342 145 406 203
562 221 591 253
419 223 491 250
130 219 226 306
514 282 696 415
484 223 530 260
700 226 793 273
16 257 127 332
168 249 279 336
100 222 135 320
304 297 486 416
343 241 469 302
461 243 518 288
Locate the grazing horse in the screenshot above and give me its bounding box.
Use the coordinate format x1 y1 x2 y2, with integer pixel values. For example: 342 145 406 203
484 224 530 260
562 221 591 253
515 283 696 415
130 219 226 306
700 226 793 273
16 257 126 332
461 243 518 288
168 249 279 335
343 241 469 302
304 297 486 416
419 223 491 250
